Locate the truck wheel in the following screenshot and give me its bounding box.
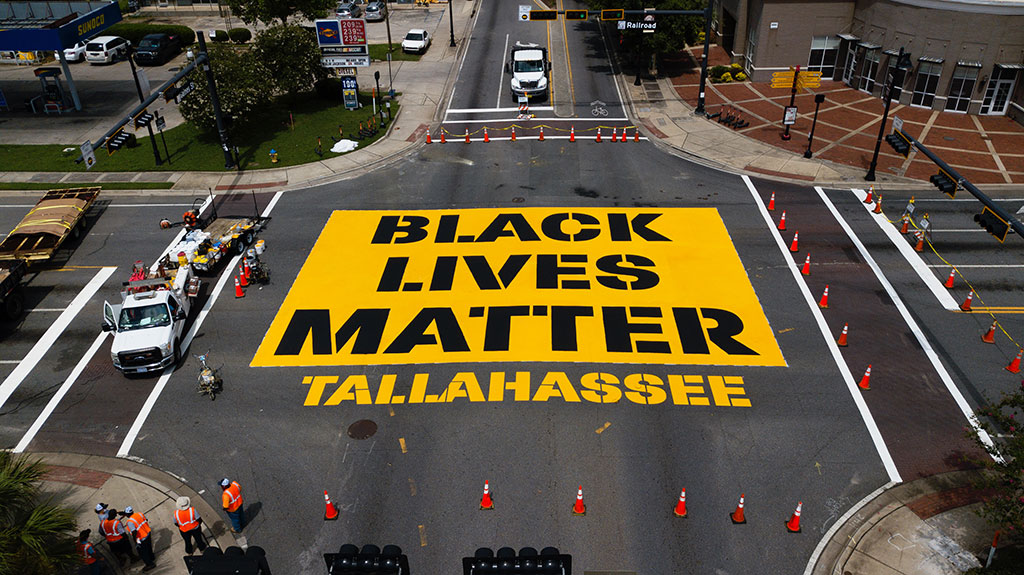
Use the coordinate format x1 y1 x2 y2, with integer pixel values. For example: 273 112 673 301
71 220 82 240
2 289 25 321
243 231 254 247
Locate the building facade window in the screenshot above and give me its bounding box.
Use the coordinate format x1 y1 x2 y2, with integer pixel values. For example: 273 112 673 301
912 62 943 107
745 23 758 72
808 36 840 78
945 66 979 112
859 49 880 93
981 66 1019 115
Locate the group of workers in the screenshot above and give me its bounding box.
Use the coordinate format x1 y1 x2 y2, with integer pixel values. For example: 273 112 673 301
76 478 245 573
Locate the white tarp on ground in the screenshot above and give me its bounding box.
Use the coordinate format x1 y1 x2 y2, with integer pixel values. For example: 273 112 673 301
331 139 359 154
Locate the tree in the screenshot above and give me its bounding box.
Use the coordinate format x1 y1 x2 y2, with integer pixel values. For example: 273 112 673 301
967 381 1024 532
225 0 334 26
254 25 327 99
586 0 706 67
0 452 78 575
180 44 273 134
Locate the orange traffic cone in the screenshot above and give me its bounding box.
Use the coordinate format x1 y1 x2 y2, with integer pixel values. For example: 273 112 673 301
465 128 470 143
440 130 447 143
900 215 910 234
238 264 249 287
480 480 494 510
982 320 997 344
621 127 628 143
873 195 883 214
572 485 586 515
837 323 849 347
778 211 787 231
611 127 618 142
511 126 516 142
767 192 776 211
944 269 956 289
539 127 545 141
674 488 687 518
914 231 925 252
569 126 575 142
863 186 874 204
786 502 803 533
801 253 811 276
818 285 830 308
426 132 432 144
961 291 974 312
858 365 872 390
1006 349 1023 374
730 493 746 524
234 276 245 298
595 128 602 143
244 259 252 279
483 127 490 143
324 490 339 520
789 231 800 253
634 129 640 142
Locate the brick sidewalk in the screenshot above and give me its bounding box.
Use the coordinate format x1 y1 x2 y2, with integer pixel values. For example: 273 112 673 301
666 46 1024 184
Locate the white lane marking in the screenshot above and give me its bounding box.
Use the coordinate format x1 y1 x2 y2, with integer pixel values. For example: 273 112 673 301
0 266 117 410
495 34 509 109
824 187 998 457
448 106 556 114
927 264 1024 268
803 480 899 575
13 332 109 452
742 176 901 483
598 14 626 111
0 360 22 364
443 1 482 117
117 191 284 457
850 188 960 311
28 308 67 313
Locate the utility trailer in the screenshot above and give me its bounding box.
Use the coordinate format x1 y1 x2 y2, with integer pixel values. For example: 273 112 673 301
0 187 99 262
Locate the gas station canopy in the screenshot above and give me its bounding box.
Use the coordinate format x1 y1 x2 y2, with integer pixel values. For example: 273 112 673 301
0 1 122 51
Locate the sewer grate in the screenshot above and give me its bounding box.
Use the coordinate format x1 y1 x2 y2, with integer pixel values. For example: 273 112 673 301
347 419 377 439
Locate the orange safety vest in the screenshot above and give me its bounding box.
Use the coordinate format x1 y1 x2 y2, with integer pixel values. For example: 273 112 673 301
125 511 151 541
174 507 200 532
100 517 124 542
78 541 97 564
222 481 243 512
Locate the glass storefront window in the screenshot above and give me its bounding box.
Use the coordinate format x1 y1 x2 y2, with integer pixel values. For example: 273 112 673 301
912 62 942 108
808 36 840 78
859 49 880 93
945 66 978 112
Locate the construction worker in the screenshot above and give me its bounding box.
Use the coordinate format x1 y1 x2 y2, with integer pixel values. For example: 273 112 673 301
99 508 134 565
77 529 104 575
123 505 157 571
220 477 245 533
173 496 207 555
94 502 108 524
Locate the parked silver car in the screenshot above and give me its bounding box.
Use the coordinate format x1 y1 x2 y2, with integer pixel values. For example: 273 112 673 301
364 1 386 21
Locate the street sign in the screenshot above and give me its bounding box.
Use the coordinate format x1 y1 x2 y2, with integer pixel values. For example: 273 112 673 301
772 71 795 79
138 68 151 98
770 81 793 89
518 5 531 21
156 115 166 131
80 140 96 170
783 106 798 125
802 71 823 79
322 55 370 68
797 79 820 89
174 81 196 104
892 115 904 133
643 8 655 33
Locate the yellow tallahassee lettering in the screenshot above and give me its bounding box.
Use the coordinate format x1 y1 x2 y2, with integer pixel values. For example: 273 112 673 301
301 371 751 407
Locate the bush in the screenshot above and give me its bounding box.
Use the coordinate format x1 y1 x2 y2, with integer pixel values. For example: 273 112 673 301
709 65 730 80
228 28 252 43
106 23 196 47
211 30 230 42
735 72 747 81
731 63 742 71
720 73 733 83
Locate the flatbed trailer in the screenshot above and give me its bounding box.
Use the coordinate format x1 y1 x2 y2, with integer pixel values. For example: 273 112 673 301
0 188 100 262
0 259 27 320
160 191 270 274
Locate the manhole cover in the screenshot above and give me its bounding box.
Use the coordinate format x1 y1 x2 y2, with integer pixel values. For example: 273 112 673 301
347 419 377 439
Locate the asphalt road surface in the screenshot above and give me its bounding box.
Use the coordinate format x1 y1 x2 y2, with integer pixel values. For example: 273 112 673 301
3 2 1024 574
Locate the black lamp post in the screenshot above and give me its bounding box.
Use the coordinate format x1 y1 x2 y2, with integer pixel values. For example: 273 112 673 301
866 47 911 181
448 0 456 47
803 93 826 158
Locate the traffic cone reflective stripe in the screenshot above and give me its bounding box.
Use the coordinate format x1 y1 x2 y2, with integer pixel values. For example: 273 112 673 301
465 129 470 143
778 211 787 231
234 277 244 298
483 127 489 143
944 269 956 289
621 127 628 143
818 285 830 308
961 291 973 312
858 365 872 390
572 485 586 515
1006 349 1022 374
480 480 494 510
789 231 800 253
238 264 248 287
611 127 617 142
730 493 746 524
982 321 997 344
837 323 849 347
786 502 802 533
674 488 687 518
569 126 575 142
767 192 776 211
324 490 339 520
595 128 601 143
801 253 811 276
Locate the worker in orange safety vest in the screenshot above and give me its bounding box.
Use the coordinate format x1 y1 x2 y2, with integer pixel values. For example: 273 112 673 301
220 477 245 533
124 505 157 571
77 529 104 575
173 496 207 555
100 508 135 565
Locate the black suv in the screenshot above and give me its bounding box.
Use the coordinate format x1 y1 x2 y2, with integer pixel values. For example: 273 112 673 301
133 33 182 66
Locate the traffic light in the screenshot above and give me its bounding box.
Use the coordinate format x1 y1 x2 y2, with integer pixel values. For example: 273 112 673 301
974 206 1011 242
162 84 180 102
463 546 572 575
106 130 131 155
323 544 407 575
529 10 557 21
885 130 911 158
134 111 154 130
929 169 957 198
601 9 625 20
564 10 588 20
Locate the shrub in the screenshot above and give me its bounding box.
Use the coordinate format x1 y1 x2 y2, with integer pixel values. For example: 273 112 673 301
720 72 733 83
730 63 742 71
211 30 230 42
228 28 252 43
106 23 196 47
709 65 730 80
735 72 747 81
697 31 705 44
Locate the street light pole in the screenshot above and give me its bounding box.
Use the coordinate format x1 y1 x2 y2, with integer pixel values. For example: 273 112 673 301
127 49 162 166
804 93 826 158
448 0 456 47
695 4 713 115
867 46 908 181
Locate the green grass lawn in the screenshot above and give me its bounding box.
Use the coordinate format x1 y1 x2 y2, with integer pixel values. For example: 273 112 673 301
368 43 422 62
0 91 399 173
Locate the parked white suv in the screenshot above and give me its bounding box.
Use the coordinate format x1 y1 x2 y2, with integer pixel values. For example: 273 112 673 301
86 36 130 64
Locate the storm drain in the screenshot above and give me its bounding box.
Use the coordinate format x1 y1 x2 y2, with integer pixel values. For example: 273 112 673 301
347 419 377 439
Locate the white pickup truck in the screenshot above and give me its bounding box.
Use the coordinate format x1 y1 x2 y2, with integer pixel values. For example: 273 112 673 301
103 263 200 375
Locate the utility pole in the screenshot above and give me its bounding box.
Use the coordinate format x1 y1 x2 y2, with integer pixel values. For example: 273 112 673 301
127 49 162 166
866 47 909 181
695 5 713 115
448 0 456 47
197 32 236 170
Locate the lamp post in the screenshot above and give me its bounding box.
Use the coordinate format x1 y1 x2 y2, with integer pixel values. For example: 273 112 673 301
384 2 394 95
866 47 910 181
448 0 456 47
695 4 713 115
804 93 826 158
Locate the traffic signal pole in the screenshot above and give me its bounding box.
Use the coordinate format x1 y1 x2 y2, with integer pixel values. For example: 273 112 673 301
127 50 163 166
866 46 907 181
197 32 236 170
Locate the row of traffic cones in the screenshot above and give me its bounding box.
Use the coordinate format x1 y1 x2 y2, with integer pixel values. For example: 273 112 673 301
426 126 642 143
234 261 252 298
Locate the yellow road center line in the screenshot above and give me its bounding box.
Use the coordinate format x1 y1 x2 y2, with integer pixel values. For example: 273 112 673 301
418 524 427 547
595 422 611 434
559 0 575 108
399 437 407 453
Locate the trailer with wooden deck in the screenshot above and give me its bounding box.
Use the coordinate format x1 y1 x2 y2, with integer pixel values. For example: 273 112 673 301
0 188 100 262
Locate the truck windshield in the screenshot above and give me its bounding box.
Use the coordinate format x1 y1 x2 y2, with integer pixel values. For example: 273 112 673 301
514 60 544 73
118 303 171 331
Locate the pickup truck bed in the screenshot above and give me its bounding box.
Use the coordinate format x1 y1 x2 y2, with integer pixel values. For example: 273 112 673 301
0 188 100 261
